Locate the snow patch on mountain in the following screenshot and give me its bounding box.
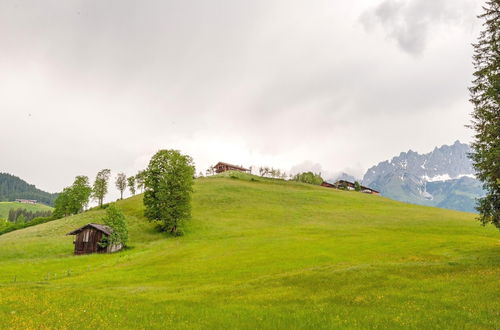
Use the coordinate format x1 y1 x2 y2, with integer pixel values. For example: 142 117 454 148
361 141 483 213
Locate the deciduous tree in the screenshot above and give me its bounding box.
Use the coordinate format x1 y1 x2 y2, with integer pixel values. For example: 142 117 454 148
101 204 128 247
115 173 127 200
127 176 136 196
136 170 146 193
53 176 91 218
92 169 111 208
143 150 195 235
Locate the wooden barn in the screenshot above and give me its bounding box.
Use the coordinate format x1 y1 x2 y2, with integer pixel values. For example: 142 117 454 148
214 162 250 174
67 223 122 255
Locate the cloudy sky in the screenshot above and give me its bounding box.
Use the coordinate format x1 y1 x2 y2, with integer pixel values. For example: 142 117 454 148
0 0 483 200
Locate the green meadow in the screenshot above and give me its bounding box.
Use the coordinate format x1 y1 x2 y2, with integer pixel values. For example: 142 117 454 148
0 173 498 329
0 202 53 220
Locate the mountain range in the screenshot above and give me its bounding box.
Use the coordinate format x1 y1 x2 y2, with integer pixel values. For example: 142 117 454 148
360 141 483 213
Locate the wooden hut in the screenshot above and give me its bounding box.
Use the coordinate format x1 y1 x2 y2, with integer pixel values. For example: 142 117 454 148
67 223 122 255
214 162 250 174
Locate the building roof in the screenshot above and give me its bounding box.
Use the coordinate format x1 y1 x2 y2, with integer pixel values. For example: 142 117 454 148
333 180 380 193
215 162 250 171
67 223 113 236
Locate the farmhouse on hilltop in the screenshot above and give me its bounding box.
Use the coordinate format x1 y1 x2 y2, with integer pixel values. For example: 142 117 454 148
214 162 251 174
321 180 380 195
67 223 122 255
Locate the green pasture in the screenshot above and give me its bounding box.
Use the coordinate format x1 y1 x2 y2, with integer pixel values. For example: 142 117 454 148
0 173 498 329
0 201 53 220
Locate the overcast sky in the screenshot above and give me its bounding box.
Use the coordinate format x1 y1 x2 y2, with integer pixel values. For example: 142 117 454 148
0 0 483 200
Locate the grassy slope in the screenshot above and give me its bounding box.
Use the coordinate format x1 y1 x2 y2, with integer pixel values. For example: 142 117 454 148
0 174 498 329
0 202 53 219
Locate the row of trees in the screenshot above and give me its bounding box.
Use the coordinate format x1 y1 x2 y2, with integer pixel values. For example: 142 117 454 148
54 170 147 218
258 167 288 179
292 172 323 185
7 208 52 223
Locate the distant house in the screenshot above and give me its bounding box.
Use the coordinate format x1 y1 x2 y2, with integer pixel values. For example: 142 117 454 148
320 182 336 188
15 199 37 204
321 180 380 195
67 223 122 255
214 162 250 174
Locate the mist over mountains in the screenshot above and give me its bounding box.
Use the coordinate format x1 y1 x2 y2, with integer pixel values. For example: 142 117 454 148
361 141 483 213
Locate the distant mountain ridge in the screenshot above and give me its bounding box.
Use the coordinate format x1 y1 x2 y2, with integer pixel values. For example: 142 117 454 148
0 173 57 206
326 172 360 184
361 141 483 213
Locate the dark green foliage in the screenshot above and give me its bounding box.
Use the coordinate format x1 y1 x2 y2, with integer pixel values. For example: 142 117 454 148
354 181 361 191
53 176 92 218
469 1 500 228
0 173 57 206
7 208 52 223
101 204 128 247
144 150 195 235
92 169 111 208
292 172 323 185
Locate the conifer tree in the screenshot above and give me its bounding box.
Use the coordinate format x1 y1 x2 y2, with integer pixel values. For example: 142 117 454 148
469 0 500 228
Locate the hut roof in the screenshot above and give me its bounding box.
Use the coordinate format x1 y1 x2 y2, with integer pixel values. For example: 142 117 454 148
215 162 250 171
66 223 113 236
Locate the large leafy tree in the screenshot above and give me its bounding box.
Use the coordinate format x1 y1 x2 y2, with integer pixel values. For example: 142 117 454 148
115 173 127 200
143 150 195 235
53 176 92 218
469 0 500 228
92 169 111 208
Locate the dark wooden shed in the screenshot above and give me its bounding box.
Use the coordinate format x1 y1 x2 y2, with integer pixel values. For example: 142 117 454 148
67 223 122 255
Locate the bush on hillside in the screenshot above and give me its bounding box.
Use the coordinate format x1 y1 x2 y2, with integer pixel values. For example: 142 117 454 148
0 216 55 236
292 172 323 185
101 204 128 247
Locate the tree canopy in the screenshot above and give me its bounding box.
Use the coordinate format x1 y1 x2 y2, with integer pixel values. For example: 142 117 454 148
115 173 127 200
53 176 92 218
127 176 136 196
101 204 128 247
143 150 195 235
469 0 500 228
292 172 323 185
92 169 111 208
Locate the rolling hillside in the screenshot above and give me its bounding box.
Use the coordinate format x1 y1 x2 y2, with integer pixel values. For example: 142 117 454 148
0 201 53 220
0 173 498 329
0 173 58 206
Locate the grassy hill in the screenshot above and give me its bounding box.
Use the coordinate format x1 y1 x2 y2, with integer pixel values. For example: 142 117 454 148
0 173 498 329
0 201 53 220
0 172 58 206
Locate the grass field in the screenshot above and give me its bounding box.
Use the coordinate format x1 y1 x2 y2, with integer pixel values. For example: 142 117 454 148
0 201 53 220
0 173 498 329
